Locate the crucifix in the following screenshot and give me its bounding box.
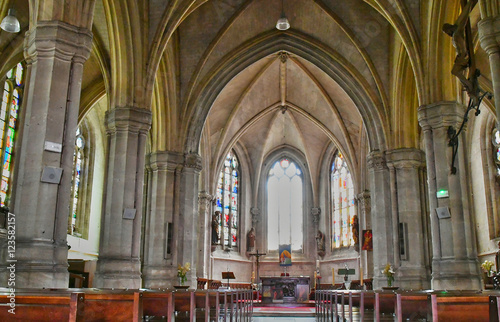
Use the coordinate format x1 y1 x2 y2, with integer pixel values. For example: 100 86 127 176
249 249 266 284
443 0 493 174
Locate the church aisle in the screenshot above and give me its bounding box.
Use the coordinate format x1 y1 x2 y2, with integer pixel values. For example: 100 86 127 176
252 318 316 322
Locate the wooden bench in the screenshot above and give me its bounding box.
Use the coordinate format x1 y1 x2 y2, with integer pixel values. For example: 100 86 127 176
429 292 490 321
142 289 174 321
0 290 83 321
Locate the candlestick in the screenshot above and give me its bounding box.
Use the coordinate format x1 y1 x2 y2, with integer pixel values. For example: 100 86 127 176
360 266 363 286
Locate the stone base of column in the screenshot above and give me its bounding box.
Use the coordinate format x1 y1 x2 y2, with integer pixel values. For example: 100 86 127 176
431 259 482 290
142 265 176 289
396 266 431 290
0 240 69 288
94 257 142 288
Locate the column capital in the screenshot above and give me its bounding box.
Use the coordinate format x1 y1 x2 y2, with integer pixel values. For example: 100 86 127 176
479 16 500 56
24 20 93 64
106 107 152 134
183 153 202 172
251 207 261 224
198 191 213 205
367 150 388 172
386 148 425 169
147 151 184 172
311 207 321 223
418 101 465 131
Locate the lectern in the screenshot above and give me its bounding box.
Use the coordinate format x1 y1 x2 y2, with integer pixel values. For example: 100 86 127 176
222 271 235 288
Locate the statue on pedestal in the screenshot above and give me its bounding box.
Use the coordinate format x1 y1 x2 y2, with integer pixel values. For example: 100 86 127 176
211 212 220 245
247 227 255 251
316 230 325 257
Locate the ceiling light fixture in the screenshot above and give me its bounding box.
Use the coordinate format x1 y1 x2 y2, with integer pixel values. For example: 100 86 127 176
276 0 290 31
1 9 20 33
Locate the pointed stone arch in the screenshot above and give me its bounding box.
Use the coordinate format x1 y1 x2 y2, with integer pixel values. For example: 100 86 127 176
184 31 389 156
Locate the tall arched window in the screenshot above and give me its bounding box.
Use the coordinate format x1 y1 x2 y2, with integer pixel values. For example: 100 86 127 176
215 150 239 248
68 127 85 237
493 129 500 177
331 152 355 248
0 63 24 207
267 158 303 251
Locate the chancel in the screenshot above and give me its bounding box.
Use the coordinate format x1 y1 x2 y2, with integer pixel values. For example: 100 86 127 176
0 0 500 320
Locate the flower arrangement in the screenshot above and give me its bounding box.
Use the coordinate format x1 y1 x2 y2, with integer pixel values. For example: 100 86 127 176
382 263 395 287
481 260 495 277
177 262 191 285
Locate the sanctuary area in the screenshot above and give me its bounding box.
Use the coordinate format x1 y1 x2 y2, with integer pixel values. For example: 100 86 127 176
0 0 499 319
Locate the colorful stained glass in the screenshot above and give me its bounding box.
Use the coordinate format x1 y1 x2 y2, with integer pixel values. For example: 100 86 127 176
331 153 355 249
214 150 240 248
267 158 303 251
69 129 84 236
494 130 500 176
0 63 24 206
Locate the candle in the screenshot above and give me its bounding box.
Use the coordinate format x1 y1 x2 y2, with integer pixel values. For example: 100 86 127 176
360 266 363 286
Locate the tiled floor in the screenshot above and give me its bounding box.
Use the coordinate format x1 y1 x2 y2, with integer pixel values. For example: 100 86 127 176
252 318 316 321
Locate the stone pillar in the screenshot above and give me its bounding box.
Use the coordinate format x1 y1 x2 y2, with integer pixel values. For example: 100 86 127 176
142 151 183 288
479 16 500 127
94 107 152 288
356 191 373 281
418 102 481 290
367 151 395 289
178 153 202 287
198 192 212 279
386 148 431 289
0 21 92 288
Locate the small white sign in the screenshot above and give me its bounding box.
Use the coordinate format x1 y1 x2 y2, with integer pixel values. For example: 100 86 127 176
44 141 62 153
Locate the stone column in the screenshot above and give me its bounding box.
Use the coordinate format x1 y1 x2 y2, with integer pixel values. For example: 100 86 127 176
94 107 152 288
367 151 395 289
178 153 202 287
479 16 500 127
198 192 212 279
356 191 372 281
386 148 431 289
0 21 92 288
142 151 183 288
418 102 481 290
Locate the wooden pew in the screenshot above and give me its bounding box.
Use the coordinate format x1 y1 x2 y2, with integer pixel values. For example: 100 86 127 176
429 292 490 321
0 290 83 321
395 291 429 321
142 289 174 321
81 289 142 321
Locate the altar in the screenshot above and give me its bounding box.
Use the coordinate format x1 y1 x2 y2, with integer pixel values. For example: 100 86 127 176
260 276 310 304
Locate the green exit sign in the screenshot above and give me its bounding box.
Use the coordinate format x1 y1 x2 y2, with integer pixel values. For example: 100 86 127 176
437 190 449 199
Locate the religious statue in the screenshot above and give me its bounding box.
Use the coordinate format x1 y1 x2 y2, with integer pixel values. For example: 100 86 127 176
247 227 256 251
352 215 359 246
316 230 325 257
211 212 220 245
442 0 478 98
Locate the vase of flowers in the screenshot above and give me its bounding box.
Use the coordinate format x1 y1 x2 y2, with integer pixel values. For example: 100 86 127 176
176 262 190 288
382 263 395 287
481 260 494 277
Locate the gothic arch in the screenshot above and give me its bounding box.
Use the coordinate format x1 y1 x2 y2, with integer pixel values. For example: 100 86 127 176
184 31 389 156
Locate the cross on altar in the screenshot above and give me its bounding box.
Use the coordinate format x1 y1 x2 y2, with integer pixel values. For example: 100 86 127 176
249 250 266 283
338 268 355 282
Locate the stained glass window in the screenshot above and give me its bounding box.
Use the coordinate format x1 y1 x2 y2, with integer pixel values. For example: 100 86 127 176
69 128 85 237
493 129 500 177
267 158 303 251
0 63 24 207
331 152 355 248
215 150 239 248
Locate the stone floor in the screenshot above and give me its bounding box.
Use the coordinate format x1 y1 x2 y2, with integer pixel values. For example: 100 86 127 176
252 317 316 321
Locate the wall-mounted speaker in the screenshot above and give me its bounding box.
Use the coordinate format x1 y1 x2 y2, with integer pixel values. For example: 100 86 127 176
40 166 63 184
123 208 136 220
